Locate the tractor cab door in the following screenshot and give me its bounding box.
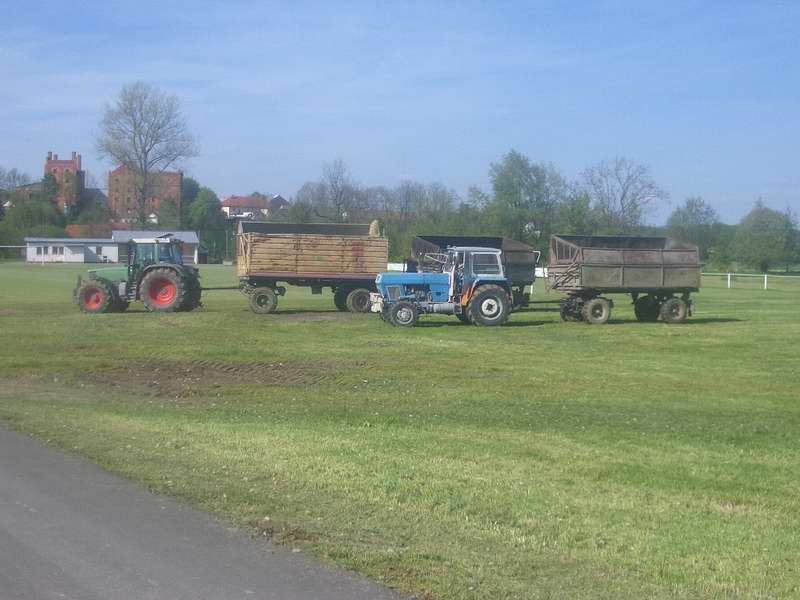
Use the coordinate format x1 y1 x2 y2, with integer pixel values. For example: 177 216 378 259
130 243 156 283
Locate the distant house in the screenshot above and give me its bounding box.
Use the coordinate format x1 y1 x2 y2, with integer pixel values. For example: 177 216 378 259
221 194 289 220
24 237 120 264
111 230 200 264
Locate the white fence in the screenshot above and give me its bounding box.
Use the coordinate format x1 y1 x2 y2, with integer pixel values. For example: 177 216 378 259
703 272 800 290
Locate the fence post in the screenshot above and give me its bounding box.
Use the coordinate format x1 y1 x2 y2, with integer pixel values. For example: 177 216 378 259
764 274 768 290
727 273 731 289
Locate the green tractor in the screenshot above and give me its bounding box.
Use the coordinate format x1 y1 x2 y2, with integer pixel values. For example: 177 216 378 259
74 236 202 314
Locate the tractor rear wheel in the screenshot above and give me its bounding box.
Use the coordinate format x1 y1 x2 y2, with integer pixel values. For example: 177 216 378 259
467 285 510 326
389 301 418 327
76 279 113 314
345 288 371 313
333 288 349 311
582 297 611 325
141 268 185 313
249 287 278 314
634 295 660 322
660 297 688 324
180 279 202 312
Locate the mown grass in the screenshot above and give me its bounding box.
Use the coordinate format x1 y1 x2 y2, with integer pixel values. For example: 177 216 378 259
1 262 799 599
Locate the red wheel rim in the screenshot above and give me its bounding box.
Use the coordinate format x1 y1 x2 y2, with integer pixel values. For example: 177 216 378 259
148 278 177 306
83 287 104 310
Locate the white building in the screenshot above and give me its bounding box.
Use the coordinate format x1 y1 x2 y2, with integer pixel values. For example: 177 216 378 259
24 238 120 263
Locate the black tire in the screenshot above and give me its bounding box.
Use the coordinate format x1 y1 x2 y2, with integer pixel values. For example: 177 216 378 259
660 297 688 324
467 285 510 326
560 303 581 322
249 287 278 314
456 311 471 324
76 279 113 314
333 288 349 311
345 288 371 313
179 279 202 312
389 301 418 327
141 268 185 313
634 295 660 322
582 297 611 325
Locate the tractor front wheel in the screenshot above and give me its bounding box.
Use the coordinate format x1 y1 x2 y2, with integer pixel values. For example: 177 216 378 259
468 285 510 326
249 287 278 314
389 301 418 327
76 279 113 314
141 268 185 313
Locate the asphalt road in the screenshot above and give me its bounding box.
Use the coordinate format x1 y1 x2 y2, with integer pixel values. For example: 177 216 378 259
0 424 405 600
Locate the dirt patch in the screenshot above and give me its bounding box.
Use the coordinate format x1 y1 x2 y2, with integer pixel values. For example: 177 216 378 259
82 359 333 399
0 308 21 316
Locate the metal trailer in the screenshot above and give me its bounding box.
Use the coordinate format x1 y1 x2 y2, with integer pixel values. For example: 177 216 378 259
236 221 388 314
410 235 540 307
547 235 702 324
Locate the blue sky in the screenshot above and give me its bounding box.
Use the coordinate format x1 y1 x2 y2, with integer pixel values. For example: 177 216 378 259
1 1 798 223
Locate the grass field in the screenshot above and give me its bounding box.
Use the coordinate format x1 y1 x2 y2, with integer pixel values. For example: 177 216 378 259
1 262 798 599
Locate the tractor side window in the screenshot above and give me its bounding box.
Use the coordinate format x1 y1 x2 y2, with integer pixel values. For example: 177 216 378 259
472 253 501 275
137 245 155 265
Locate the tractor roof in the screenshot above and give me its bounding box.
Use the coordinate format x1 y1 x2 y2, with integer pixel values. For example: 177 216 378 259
448 246 502 254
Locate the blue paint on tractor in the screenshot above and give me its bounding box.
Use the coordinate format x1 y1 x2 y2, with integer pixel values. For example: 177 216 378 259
372 246 535 327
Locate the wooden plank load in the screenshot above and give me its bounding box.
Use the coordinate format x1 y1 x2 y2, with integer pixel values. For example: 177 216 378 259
237 228 388 278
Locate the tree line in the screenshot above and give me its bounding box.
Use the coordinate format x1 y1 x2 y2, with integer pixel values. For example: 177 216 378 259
2 79 798 271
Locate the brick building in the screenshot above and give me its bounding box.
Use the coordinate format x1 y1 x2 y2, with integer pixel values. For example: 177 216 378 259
107 165 182 224
44 151 85 212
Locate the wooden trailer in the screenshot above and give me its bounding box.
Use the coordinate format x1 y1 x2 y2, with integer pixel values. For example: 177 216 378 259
236 221 388 314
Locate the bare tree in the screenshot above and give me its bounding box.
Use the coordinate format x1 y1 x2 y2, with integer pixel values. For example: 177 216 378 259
0 167 31 191
581 157 668 231
96 82 198 226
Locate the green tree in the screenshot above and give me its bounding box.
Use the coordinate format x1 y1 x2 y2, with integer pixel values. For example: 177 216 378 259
158 199 179 228
483 150 568 245
732 202 789 272
666 197 720 259
554 192 598 235
189 187 225 259
0 198 66 249
180 176 201 225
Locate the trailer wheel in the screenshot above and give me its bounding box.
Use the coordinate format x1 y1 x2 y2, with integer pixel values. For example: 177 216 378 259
559 303 582 322
345 288 371 313
634 295 660 322
389 301 418 327
76 279 113 314
456 311 471 324
468 285 510 326
582 297 611 325
660 297 687 324
249 287 278 314
333 288 349 311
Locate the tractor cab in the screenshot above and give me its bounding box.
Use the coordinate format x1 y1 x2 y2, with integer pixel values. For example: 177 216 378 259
127 237 184 282
371 246 512 327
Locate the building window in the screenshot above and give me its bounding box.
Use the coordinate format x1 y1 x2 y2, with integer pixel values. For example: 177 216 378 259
96 246 102 254
57 247 64 255
36 246 42 255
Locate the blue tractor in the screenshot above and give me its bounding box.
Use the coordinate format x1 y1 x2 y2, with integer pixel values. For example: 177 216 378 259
371 246 521 327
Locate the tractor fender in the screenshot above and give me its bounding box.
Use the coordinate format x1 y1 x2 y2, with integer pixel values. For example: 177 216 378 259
460 280 511 306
